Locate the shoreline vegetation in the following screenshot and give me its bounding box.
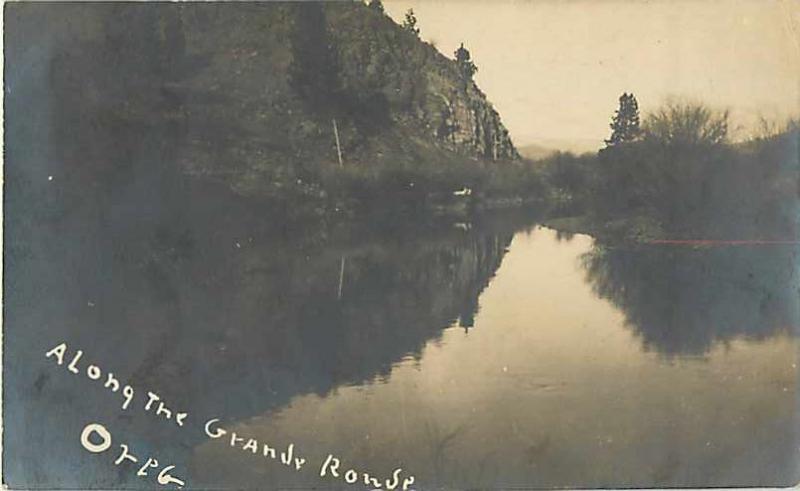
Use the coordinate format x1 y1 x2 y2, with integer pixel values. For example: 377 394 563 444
289 99 799 246
536 104 799 243
224 1 799 244
7 2 798 246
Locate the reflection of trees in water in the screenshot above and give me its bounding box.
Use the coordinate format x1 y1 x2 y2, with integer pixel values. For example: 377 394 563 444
582 243 799 355
6 11 525 479
155 216 514 420
5 7 531 481
9 159 518 420
6 147 520 485
554 229 576 243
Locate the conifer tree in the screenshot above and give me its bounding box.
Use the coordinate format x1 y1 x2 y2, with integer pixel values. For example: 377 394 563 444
402 9 420 35
454 43 478 80
605 92 642 147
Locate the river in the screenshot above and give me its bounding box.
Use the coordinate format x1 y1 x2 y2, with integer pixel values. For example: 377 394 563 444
5 200 798 489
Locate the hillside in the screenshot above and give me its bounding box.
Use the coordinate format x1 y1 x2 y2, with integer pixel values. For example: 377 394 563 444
6 2 521 215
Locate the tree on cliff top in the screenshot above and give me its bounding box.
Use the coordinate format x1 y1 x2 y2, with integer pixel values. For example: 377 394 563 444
368 0 384 13
455 43 477 80
402 9 420 36
605 92 642 147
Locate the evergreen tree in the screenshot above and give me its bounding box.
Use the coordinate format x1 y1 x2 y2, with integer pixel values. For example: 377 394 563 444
402 9 420 35
368 0 384 13
605 92 642 147
454 43 477 80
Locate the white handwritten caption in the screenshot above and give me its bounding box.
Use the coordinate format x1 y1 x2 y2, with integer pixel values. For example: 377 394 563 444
46 342 187 425
81 422 186 488
44 341 417 490
205 418 415 490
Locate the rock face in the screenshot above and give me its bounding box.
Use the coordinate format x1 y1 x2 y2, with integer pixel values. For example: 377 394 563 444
327 3 519 161
419 82 517 160
438 85 518 160
6 2 519 206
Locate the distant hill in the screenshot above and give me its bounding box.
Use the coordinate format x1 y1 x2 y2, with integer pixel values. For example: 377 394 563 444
519 139 602 159
518 144 558 161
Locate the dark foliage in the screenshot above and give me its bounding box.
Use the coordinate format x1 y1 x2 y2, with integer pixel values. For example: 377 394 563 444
368 0 384 13
454 43 478 80
604 92 641 147
288 3 341 116
402 8 420 35
544 104 798 241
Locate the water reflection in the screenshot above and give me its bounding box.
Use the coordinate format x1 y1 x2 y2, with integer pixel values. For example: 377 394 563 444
3 166 528 487
6 4 798 487
5 196 799 488
190 229 799 489
582 242 799 355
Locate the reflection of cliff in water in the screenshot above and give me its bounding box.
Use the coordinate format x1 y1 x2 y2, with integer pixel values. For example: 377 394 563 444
4 153 522 486
4 7 533 484
142 211 516 419
582 243 800 356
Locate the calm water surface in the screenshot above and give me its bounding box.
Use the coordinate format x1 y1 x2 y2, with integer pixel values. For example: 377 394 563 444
192 227 800 489
5 204 799 489
5 7 799 488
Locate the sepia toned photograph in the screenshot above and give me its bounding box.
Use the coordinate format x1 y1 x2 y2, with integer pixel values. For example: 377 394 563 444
3 1 799 489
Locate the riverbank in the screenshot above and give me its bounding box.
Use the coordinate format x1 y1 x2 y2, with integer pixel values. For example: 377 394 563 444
542 215 666 243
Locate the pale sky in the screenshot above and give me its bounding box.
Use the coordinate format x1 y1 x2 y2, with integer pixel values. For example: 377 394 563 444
384 0 800 150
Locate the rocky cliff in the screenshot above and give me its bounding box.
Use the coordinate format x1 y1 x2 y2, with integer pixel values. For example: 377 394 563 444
7 2 521 209
326 4 519 161
171 1 520 189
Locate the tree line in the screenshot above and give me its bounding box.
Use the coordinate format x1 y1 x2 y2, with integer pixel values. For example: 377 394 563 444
542 91 798 240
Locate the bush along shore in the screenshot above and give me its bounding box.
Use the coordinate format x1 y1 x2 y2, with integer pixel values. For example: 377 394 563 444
537 98 799 243
10 3 797 240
